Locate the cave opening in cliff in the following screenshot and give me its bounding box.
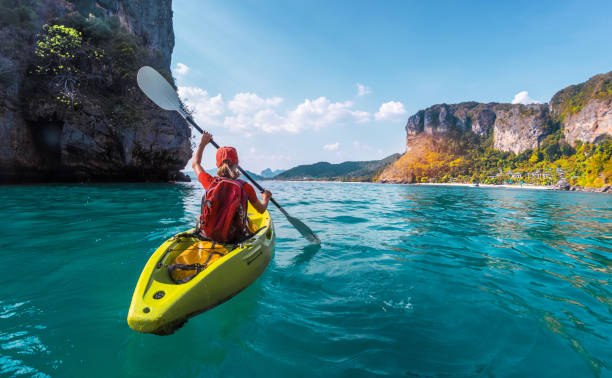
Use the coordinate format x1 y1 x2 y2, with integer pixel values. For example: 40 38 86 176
29 119 63 171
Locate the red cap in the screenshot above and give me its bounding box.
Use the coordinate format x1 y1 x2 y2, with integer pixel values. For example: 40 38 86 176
216 146 239 167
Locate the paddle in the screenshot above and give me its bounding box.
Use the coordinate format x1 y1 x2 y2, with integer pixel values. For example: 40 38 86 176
136 66 320 244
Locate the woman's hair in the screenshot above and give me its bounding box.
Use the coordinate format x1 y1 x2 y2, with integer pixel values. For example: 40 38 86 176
217 160 240 179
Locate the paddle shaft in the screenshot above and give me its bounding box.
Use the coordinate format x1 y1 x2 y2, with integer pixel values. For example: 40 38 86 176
136 66 318 242
185 115 286 213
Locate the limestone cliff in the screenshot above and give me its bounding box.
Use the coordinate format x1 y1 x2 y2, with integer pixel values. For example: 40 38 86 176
71 0 175 69
400 71 612 161
405 102 550 154
379 70 612 186
491 104 551 154
550 71 612 146
0 0 191 182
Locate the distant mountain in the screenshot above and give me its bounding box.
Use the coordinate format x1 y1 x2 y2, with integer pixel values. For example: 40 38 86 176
184 171 197 181
243 170 265 181
204 168 265 181
260 168 287 178
274 154 401 181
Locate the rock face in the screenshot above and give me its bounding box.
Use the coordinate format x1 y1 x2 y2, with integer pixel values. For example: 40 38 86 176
558 99 612 145
0 0 191 182
72 0 175 68
550 71 612 146
555 179 570 190
402 72 612 157
491 104 550 154
405 102 550 154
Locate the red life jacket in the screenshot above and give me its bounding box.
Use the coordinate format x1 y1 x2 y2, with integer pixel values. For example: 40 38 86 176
198 177 248 243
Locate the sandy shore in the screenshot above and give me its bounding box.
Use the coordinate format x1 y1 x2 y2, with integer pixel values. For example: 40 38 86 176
273 180 552 190
416 183 553 190
270 180 611 193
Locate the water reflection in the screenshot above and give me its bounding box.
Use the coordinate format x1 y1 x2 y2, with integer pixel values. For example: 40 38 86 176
394 186 611 376
0 300 51 377
0 182 610 377
292 244 322 266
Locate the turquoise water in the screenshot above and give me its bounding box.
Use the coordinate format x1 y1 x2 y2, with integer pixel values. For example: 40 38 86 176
0 181 611 377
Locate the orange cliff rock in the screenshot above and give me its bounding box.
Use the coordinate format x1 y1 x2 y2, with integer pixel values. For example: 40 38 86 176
377 134 467 183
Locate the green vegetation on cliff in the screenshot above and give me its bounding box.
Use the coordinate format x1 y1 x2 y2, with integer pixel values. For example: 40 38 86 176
25 12 168 113
380 131 612 187
550 71 612 122
0 0 190 182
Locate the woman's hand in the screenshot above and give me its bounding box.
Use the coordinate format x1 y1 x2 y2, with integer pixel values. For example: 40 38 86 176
262 190 272 202
200 132 213 146
252 190 272 213
192 132 212 173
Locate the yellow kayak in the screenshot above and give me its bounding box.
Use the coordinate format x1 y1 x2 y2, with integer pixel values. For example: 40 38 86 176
127 204 275 335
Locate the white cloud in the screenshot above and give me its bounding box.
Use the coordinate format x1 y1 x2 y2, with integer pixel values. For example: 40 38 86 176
228 92 283 114
356 83 371 96
178 86 225 126
511 91 541 105
253 109 288 133
179 86 371 135
173 62 189 77
323 142 340 151
223 113 253 134
374 101 407 121
286 97 370 132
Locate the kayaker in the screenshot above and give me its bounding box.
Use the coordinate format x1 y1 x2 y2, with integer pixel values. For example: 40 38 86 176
192 132 272 242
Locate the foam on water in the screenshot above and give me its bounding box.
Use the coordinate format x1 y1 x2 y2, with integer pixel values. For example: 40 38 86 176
0 182 610 377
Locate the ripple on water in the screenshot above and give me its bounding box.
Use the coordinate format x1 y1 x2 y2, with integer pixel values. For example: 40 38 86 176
330 215 369 224
0 300 51 377
0 182 610 377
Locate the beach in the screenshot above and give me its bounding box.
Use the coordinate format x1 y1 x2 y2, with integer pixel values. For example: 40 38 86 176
274 179 612 193
416 182 552 190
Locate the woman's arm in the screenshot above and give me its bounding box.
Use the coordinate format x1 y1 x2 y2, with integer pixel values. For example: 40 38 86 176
191 132 212 176
249 189 272 214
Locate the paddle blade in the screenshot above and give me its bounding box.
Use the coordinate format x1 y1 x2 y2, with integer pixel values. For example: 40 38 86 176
286 214 320 244
136 66 181 111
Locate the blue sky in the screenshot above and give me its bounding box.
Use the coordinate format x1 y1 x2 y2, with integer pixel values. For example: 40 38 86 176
172 0 612 173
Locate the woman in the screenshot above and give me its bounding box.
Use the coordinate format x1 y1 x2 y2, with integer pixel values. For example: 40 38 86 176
192 132 272 242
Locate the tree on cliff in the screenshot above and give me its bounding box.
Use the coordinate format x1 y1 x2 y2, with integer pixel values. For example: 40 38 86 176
33 24 103 106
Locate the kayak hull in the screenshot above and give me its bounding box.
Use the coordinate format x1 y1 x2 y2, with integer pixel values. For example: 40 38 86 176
127 205 275 335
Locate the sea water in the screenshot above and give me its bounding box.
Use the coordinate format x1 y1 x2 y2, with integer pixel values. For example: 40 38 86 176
0 181 610 377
